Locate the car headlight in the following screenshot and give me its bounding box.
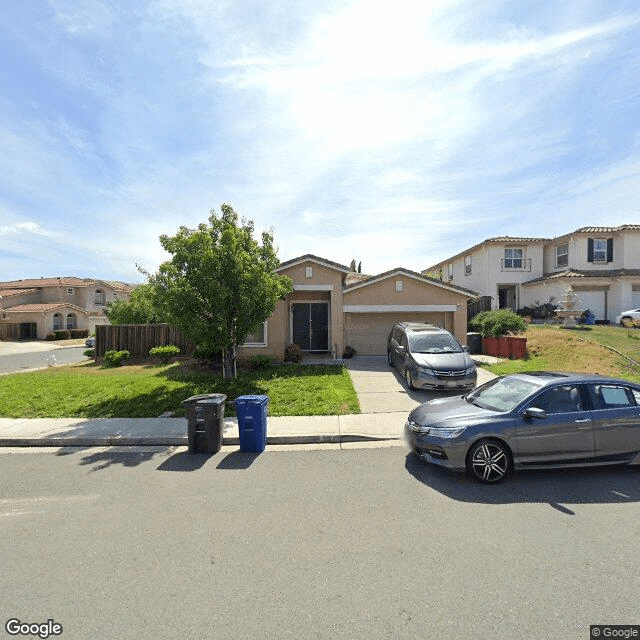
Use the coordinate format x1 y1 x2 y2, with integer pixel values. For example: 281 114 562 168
465 365 476 375
417 366 433 375
406 420 466 438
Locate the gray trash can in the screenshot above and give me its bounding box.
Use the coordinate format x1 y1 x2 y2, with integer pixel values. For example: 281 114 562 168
235 395 269 453
466 332 482 355
182 393 227 454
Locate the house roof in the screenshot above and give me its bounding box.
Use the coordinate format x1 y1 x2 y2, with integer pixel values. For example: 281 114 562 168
0 288 39 298
0 277 131 291
2 303 88 314
343 267 477 297
277 254 351 274
523 268 640 285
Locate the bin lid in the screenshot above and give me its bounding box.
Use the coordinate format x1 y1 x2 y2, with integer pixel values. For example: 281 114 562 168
182 393 227 406
235 394 269 405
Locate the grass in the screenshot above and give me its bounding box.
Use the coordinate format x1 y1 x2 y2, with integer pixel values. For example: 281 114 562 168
0 362 360 419
483 324 640 383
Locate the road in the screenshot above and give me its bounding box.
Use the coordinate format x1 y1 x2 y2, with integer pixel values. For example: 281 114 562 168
1 445 638 639
0 344 88 374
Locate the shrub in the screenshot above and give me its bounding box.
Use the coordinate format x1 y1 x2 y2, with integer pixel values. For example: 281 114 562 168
284 343 303 363
469 309 527 337
70 329 89 339
84 349 95 358
103 349 131 367
54 330 71 340
193 346 223 365
342 345 356 358
248 355 273 370
517 302 557 319
149 345 181 364
45 333 57 341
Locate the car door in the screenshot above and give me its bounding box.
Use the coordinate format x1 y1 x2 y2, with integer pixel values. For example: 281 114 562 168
586 384 640 459
515 384 596 463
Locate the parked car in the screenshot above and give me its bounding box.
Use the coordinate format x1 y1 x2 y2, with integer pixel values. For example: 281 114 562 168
615 308 640 326
387 322 477 391
405 372 640 484
85 336 95 348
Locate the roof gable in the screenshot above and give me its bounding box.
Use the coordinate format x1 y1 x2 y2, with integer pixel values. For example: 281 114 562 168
277 254 351 274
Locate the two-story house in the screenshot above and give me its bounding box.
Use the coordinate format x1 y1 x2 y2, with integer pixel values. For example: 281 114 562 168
424 225 640 322
0 277 132 340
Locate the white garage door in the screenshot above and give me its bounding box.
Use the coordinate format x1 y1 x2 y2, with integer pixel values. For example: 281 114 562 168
345 312 447 356
632 288 640 309
576 291 606 321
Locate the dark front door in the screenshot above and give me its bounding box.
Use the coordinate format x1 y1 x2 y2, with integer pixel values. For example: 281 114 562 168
291 303 329 352
19 323 37 339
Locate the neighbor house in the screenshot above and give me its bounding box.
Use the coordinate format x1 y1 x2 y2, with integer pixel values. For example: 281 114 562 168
237 255 476 360
424 225 640 322
0 277 132 340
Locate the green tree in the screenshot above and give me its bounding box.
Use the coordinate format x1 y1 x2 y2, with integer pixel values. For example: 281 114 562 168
105 283 166 325
146 204 293 379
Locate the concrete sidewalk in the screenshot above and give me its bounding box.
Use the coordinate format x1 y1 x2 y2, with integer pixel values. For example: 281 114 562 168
0 413 408 448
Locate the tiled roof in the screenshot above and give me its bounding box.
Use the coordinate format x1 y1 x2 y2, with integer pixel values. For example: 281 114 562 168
0 277 131 291
277 254 351 273
524 268 640 284
2 303 85 313
0 288 38 298
573 224 640 233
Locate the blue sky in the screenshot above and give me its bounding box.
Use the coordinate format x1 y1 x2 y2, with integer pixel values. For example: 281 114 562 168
1 0 639 283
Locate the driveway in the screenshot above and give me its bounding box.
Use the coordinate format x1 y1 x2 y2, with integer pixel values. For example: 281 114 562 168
344 355 497 413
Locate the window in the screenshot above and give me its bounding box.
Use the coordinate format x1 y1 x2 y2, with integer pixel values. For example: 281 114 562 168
94 289 105 306
556 243 568 267
464 255 472 276
66 288 74 296
65 313 77 330
504 248 523 269
395 280 403 292
305 267 313 278
448 263 453 280
593 239 607 262
588 385 633 410
530 385 583 414
53 313 61 331
244 322 267 346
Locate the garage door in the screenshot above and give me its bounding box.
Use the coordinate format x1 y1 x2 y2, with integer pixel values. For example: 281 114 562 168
575 291 606 321
345 312 447 356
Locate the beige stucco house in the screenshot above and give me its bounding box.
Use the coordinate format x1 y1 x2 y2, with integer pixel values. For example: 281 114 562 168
424 225 640 322
0 277 132 340
238 255 475 360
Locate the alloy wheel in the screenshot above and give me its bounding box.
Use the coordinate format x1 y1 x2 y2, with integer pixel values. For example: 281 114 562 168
467 440 510 484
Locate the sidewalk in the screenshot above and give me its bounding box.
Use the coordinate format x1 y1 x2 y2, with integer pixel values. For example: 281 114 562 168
0 413 408 448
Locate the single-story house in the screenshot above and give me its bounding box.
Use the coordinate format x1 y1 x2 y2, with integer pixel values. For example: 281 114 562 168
238 255 476 360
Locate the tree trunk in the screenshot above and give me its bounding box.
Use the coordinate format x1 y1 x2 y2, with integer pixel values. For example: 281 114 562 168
222 344 237 379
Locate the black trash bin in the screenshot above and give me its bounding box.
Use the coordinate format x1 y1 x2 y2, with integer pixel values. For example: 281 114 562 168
235 395 269 453
466 332 482 355
182 393 227 454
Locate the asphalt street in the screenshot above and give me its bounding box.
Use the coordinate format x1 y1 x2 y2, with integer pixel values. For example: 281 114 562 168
1 445 638 640
0 346 88 375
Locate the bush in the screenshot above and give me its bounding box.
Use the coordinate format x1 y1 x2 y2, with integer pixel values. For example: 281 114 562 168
54 330 71 340
342 345 356 358
149 345 181 364
45 333 57 341
284 343 303 363
469 309 527 337
248 355 273 370
517 302 557 319
193 346 223 365
84 349 95 358
70 329 89 339
103 350 131 367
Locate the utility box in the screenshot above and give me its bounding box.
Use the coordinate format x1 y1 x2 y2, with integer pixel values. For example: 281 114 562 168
235 395 269 453
182 393 227 454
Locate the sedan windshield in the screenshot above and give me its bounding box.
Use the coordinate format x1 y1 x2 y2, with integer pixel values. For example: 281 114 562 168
466 377 541 412
409 334 462 354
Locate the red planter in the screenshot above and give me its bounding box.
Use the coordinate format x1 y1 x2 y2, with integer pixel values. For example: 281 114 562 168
497 337 511 358
482 335 528 359
482 336 499 356
509 336 527 359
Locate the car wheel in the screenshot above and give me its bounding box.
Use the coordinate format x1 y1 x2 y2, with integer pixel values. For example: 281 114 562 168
405 368 416 390
387 350 393 368
621 316 633 327
466 439 511 484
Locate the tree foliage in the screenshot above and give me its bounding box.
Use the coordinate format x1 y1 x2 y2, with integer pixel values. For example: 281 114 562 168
146 204 293 378
105 283 166 325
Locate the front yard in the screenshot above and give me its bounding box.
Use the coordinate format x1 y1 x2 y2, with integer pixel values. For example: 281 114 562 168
0 362 360 418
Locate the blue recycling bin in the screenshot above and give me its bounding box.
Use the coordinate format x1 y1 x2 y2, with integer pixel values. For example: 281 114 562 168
235 395 269 453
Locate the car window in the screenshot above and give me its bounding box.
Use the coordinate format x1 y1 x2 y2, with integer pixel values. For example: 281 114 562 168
466 377 540 412
587 384 634 410
631 389 640 405
528 385 583 414
409 333 462 354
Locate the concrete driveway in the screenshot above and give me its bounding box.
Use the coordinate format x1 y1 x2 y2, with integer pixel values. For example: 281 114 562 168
344 355 497 413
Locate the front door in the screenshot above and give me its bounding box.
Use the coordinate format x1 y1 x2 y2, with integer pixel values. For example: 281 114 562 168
291 303 329 352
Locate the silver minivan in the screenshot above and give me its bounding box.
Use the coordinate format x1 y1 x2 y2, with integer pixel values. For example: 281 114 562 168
387 322 477 391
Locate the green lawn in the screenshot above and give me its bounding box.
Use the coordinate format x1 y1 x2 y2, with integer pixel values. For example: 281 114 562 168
0 362 360 418
482 324 640 382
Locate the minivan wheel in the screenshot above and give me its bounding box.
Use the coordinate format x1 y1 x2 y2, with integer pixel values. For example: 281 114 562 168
387 350 393 367
405 368 416 390
466 439 511 484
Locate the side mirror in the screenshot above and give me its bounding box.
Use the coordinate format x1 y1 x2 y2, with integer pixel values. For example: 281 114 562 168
462 345 470 353
397 346 406 356
523 407 547 420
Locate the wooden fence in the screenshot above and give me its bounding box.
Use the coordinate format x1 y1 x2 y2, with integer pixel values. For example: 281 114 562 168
467 296 492 321
95 324 195 358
